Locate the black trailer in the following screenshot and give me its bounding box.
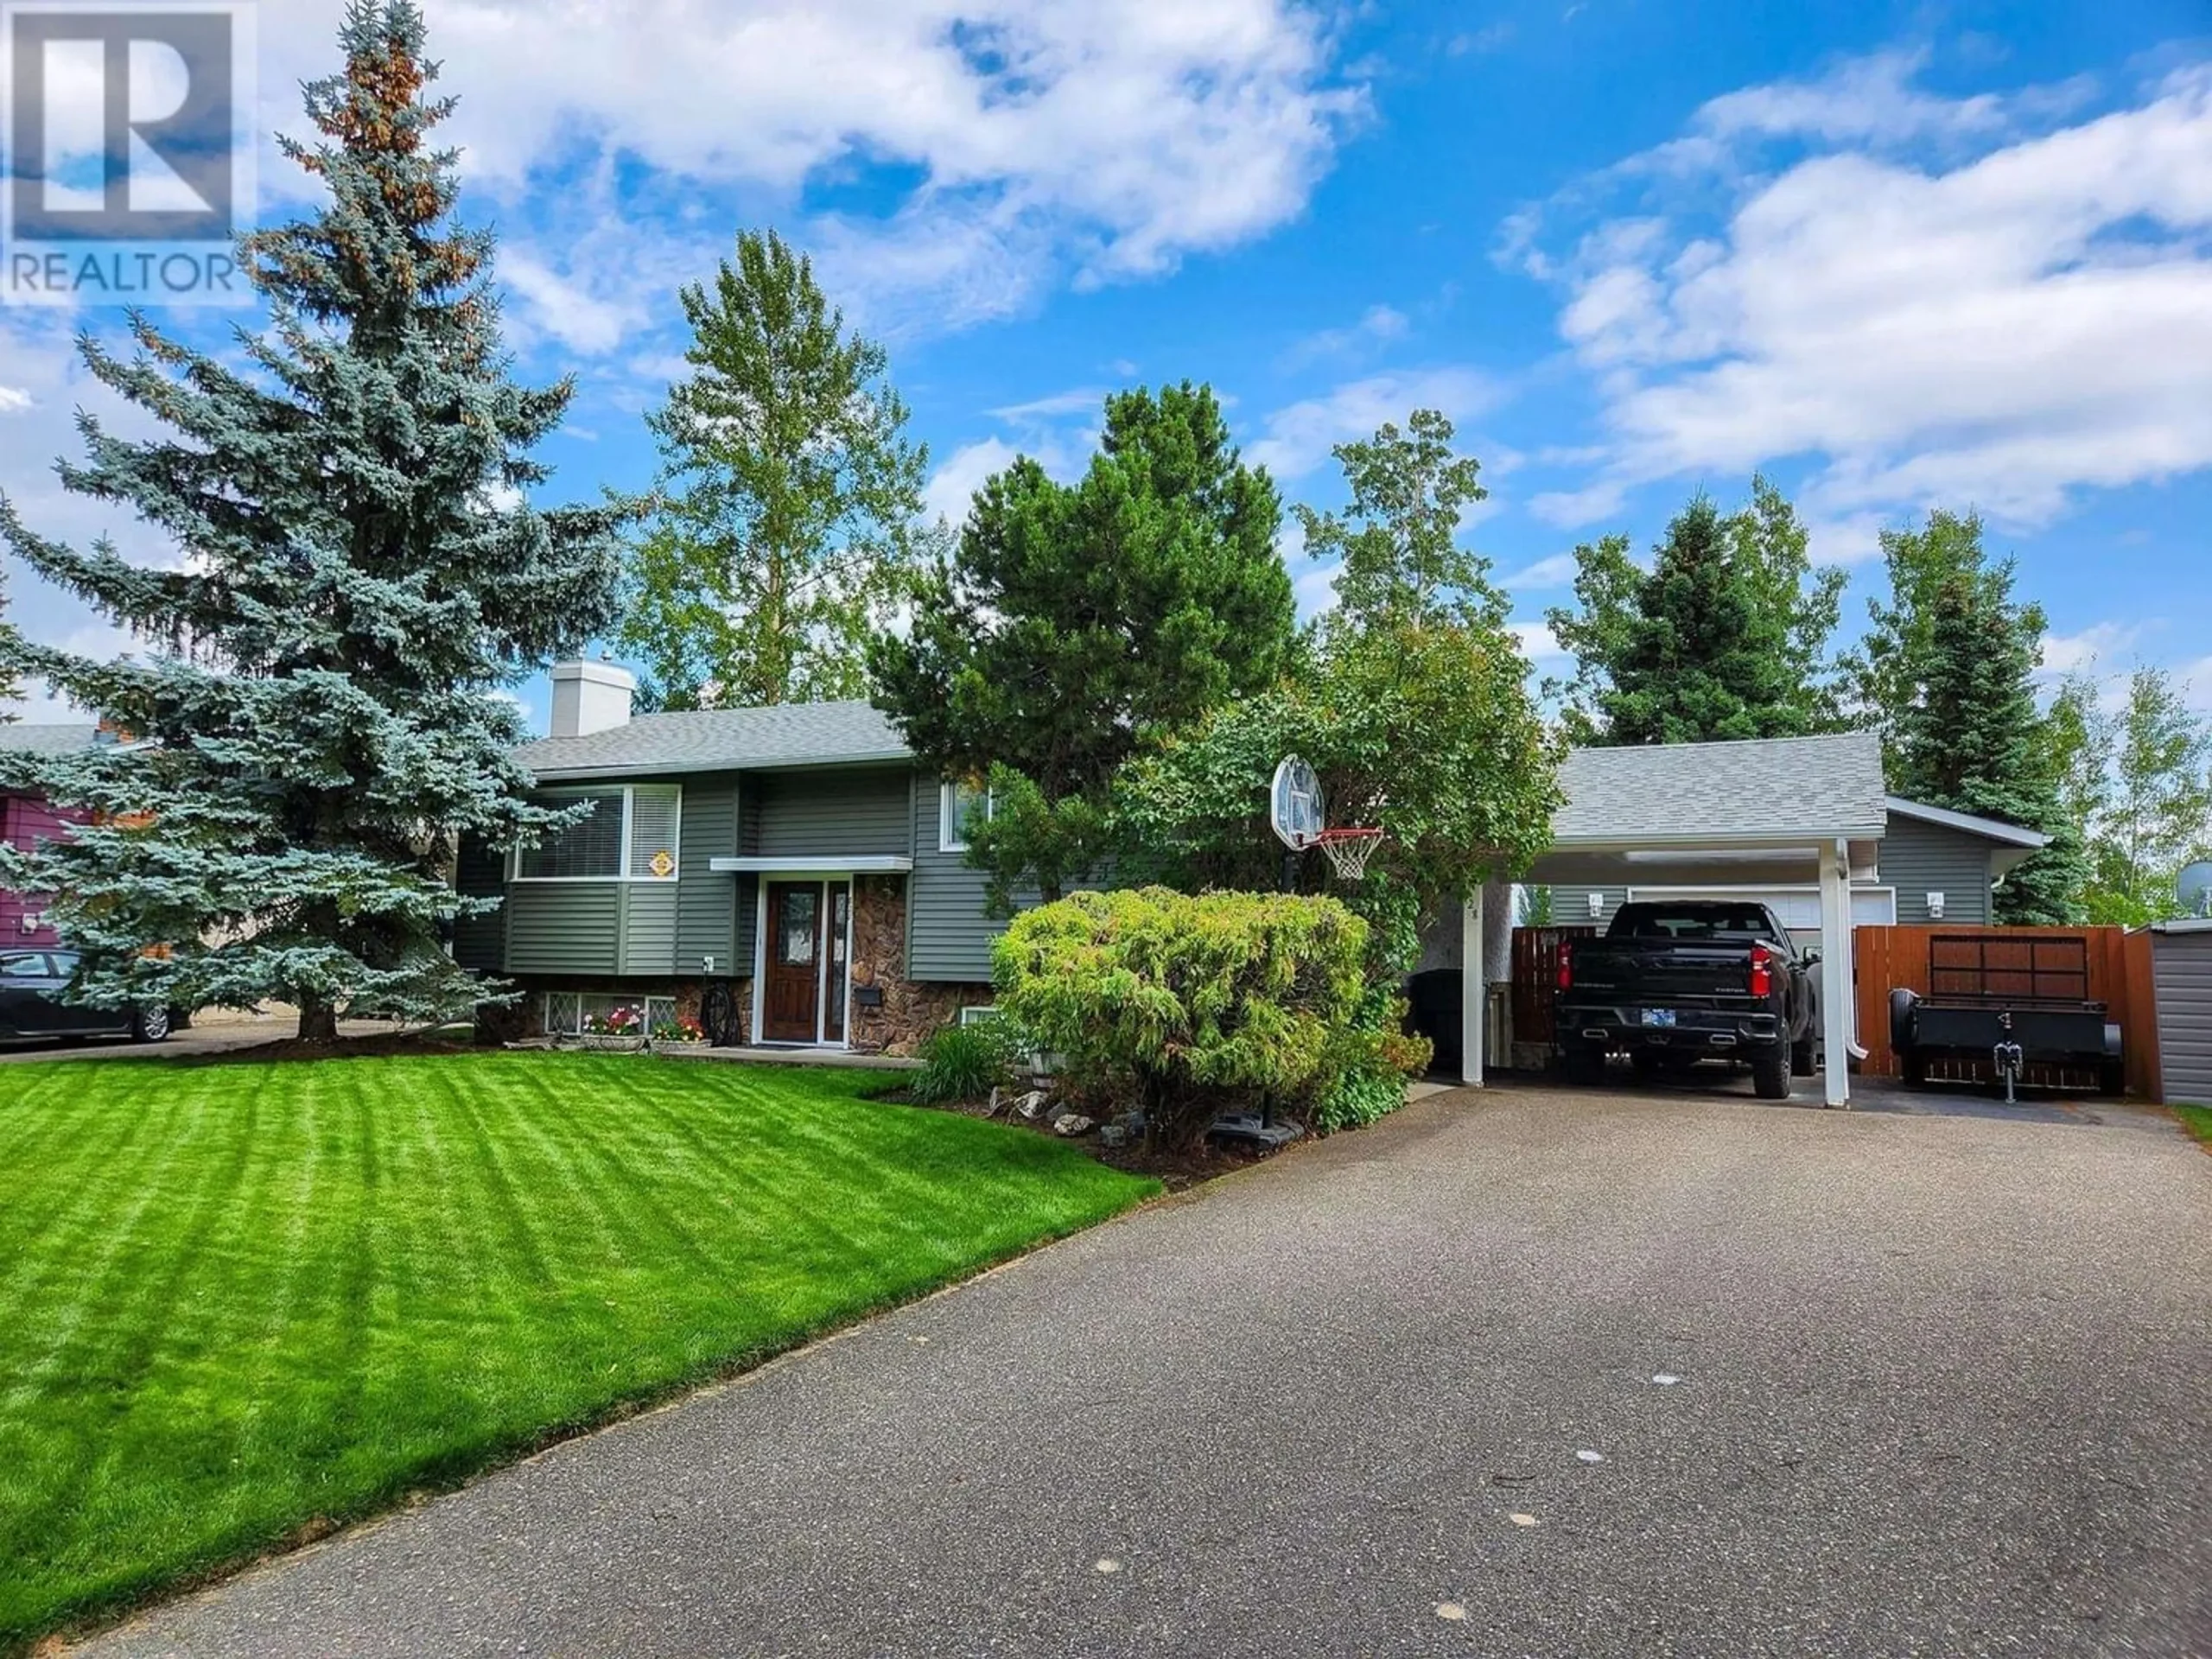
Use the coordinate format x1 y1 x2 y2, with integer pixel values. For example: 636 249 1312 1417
1889 933 2124 1096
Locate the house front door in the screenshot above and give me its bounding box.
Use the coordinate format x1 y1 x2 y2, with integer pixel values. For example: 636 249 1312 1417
763 883 823 1043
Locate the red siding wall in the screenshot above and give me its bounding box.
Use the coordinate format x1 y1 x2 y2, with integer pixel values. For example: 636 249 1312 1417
1 791 77 949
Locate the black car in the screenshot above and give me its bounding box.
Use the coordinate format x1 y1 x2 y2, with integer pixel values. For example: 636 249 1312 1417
0 949 172 1046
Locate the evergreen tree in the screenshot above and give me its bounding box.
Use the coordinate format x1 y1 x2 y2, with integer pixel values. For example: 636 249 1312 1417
1548 495 1806 746
870 383 1295 907
1891 575 2087 925
618 230 927 709
1847 508 2043 771
1725 475 1848 729
0 559 20 717
0 1 623 1042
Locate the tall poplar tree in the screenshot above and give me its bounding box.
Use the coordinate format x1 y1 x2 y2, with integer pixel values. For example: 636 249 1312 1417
0 1 623 1041
618 230 927 709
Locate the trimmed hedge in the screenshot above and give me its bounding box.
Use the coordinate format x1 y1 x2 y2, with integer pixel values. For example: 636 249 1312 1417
992 887 1428 1147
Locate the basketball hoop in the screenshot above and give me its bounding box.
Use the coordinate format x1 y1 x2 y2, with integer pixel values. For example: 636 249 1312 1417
1313 826 1383 882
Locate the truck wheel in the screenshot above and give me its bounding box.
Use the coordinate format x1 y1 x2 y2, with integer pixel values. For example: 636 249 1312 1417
1751 1043 1791 1101
2097 1060 2126 1097
1902 1051 1928 1087
1791 1036 1817 1078
1563 1040 1607 1088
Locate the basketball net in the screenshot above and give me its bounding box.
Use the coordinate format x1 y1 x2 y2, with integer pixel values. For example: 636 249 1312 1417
1313 827 1383 882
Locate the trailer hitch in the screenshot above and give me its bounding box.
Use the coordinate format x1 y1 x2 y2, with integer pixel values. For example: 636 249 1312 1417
1993 1011 2024 1105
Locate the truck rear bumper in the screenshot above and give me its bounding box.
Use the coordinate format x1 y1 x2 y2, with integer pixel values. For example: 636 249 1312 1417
1561 1007 1784 1050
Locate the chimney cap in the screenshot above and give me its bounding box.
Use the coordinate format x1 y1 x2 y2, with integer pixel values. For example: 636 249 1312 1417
551 658 638 690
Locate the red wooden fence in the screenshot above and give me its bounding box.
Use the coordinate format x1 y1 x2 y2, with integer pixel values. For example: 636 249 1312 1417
1510 925 1596 1052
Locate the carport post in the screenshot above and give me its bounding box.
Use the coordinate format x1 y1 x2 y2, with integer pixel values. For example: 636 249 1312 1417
1820 837 1853 1109
1460 889 1484 1088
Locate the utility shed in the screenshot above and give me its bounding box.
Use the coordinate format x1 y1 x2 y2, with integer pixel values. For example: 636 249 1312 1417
2150 919 2212 1105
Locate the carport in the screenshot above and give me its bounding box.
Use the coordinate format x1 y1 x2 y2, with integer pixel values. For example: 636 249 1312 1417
1460 734 1890 1107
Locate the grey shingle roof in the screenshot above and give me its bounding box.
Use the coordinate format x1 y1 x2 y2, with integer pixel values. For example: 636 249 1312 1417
513 701 912 780
1554 732 1888 845
0 722 100 756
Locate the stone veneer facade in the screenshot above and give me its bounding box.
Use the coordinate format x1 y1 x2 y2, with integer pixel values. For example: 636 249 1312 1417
480 875 986 1058
847 874 996 1056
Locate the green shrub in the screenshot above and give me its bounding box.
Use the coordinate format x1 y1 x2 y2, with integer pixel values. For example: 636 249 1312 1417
992 887 1418 1147
908 1018 1031 1107
1313 991 1432 1133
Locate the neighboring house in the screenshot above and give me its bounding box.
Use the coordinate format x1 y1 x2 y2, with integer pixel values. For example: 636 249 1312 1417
1553 792 2049 938
0 724 99 950
460 664 1005 1055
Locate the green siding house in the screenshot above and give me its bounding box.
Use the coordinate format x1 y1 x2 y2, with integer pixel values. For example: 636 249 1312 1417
458 662 1007 1054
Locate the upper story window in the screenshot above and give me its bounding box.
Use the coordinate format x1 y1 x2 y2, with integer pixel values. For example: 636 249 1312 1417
513 785 682 882
939 779 995 854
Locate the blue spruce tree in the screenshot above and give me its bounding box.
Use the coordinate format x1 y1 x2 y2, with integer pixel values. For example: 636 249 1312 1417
0 2 621 1042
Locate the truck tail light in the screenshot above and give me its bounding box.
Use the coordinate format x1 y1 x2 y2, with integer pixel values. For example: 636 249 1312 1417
1749 944 1773 999
1557 942 1574 992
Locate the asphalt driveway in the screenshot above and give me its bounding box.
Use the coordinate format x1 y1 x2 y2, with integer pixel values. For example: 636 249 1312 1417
84 1081 2212 1657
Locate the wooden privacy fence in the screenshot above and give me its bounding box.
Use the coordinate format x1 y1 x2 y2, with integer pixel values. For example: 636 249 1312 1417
1853 925 2164 1099
1510 925 1596 1053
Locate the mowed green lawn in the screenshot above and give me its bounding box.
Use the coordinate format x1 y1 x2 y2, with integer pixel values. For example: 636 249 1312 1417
0 1052 1155 1646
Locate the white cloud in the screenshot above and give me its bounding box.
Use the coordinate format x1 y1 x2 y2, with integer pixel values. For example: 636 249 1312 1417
2182 658 2212 715
1515 55 2212 531
1503 552 1581 591
239 0 1362 345
0 386 30 414
1293 559 1342 619
2040 621 2144 677
1511 620 1570 668
923 437 1020 527
1249 367 1502 479
1281 303 1410 368
1694 48 2010 147
989 388 1108 423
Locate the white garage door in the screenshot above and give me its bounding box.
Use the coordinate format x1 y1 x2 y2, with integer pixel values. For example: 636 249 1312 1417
1627 886 1897 933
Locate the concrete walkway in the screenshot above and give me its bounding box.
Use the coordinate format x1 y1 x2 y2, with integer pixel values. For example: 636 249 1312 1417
85 1083 2212 1656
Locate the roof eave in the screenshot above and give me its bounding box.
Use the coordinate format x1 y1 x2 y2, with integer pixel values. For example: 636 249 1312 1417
519 749 915 783
1549 825 1887 853
1885 795 2050 850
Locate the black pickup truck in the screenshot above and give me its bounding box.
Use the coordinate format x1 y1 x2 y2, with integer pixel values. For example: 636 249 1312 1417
1556 901 1819 1099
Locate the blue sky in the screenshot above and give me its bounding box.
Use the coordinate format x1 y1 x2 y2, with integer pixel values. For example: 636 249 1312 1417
3 0 2207 728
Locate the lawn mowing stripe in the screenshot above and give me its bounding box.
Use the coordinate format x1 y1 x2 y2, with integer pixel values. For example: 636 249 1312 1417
0 1063 278 1598
439 1058 707 1300
559 1062 866 1274
0 1065 175 1319
0 1053 1155 1648
0 1071 204 1414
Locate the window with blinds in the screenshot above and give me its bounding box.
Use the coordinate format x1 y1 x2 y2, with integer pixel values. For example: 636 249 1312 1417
627 786 681 880
513 786 682 880
516 791 626 880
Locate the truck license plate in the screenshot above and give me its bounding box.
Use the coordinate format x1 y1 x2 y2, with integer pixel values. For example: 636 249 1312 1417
1640 1008 1677 1028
